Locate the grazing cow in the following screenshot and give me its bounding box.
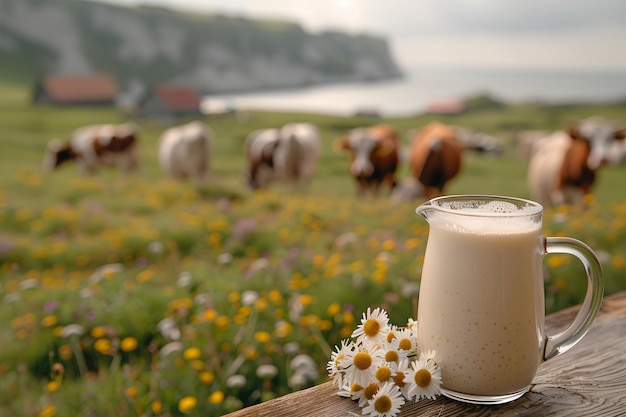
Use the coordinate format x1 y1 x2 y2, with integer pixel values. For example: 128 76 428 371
454 127 503 155
244 128 280 189
390 176 425 205
334 124 399 196
43 123 139 174
244 123 320 190
273 122 321 187
159 121 212 182
407 121 463 199
516 130 550 161
527 117 626 207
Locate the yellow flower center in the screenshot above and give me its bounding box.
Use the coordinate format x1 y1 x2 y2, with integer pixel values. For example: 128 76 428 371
398 338 412 351
375 366 392 382
386 331 396 343
354 352 372 370
374 395 392 413
363 319 380 337
385 350 399 363
363 382 379 400
334 353 345 367
393 370 406 388
350 382 364 394
415 368 432 388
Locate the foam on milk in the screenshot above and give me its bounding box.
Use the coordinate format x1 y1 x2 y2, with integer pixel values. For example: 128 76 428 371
424 199 542 234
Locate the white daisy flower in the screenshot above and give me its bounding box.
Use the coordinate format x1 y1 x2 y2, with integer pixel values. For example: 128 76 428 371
60 323 85 338
226 374 247 389
351 307 390 345
337 384 352 398
362 381 405 417
241 290 259 306
340 341 384 387
406 318 418 332
421 349 437 363
256 364 278 379
390 359 413 400
385 324 399 343
348 381 365 402
374 362 396 384
381 337 409 365
327 339 355 387
403 354 442 400
395 327 418 356
359 381 381 408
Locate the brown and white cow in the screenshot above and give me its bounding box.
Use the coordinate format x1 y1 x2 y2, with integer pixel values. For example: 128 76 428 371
406 121 463 200
334 124 399 196
527 117 626 207
44 123 139 174
244 122 320 189
159 121 212 182
244 128 280 189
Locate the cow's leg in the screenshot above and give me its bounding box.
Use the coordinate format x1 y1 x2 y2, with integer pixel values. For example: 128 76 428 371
356 179 368 197
77 160 97 175
120 152 139 174
383 173 397 194
550 188 566 207
423 186 441 200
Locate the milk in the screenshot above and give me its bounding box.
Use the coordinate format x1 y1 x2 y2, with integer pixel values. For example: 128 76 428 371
417 219 545 396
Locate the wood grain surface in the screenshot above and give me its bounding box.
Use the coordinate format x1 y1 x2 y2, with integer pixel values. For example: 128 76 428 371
223 291 626 417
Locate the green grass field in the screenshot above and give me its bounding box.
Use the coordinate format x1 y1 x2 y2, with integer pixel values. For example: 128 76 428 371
1 81 626 416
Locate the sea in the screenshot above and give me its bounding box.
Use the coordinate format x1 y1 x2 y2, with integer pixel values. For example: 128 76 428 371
203 67 626 118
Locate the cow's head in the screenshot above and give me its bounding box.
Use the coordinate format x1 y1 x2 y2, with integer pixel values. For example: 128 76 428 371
334 128 395 178
43 139 75 170
568 117 626 170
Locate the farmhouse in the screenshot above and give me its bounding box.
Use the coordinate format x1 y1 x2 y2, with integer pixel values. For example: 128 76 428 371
32 73 119 106
425 99 466 115
137 85 203 122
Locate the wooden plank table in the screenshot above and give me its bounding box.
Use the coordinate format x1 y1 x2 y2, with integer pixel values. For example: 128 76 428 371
224 290 626 416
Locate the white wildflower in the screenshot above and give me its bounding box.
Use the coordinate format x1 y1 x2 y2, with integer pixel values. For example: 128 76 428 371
60 324 85 338
351 307 390 345
403 352 442 400
362 381 405 417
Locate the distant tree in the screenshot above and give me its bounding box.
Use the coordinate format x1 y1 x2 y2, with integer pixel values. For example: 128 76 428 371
464 94 506 111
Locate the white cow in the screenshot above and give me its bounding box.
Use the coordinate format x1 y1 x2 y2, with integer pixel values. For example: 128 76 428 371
159 121 212 182
274 122 320 186
527 117 625 207
245 123 320 189
44 123 140 174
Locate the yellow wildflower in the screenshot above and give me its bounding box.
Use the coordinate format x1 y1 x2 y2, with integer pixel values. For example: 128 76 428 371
178 396 197 414
120 337 138 352
208 390 224 405
183 347 202 361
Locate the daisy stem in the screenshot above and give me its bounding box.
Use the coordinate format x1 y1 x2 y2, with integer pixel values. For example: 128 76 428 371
308 324 332 358
69 336 88 377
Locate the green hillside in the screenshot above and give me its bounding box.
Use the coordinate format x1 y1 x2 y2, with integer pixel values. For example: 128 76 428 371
0 0 402 92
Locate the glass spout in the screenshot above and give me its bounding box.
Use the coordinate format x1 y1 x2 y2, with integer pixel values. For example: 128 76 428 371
416 200 434 221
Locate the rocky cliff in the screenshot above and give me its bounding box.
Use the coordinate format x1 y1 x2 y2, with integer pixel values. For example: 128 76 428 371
0 0 403 93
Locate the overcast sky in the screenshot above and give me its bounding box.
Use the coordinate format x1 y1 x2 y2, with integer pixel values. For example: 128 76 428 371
88 0 626 72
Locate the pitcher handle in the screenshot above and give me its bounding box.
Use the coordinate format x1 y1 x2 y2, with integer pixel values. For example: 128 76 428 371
543 237 604 361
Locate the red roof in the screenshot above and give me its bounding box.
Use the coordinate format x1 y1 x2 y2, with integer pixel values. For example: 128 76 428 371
40 73 119 103
426 99 466 115
153 85 201 110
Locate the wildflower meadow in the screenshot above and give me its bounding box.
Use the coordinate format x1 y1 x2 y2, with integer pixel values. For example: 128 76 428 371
2 82 626 416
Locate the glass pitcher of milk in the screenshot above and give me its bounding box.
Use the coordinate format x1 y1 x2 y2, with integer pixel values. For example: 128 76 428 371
416 195 603 405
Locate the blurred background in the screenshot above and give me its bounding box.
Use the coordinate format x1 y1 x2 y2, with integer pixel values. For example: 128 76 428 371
2 0 626 115
1 1 626 416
